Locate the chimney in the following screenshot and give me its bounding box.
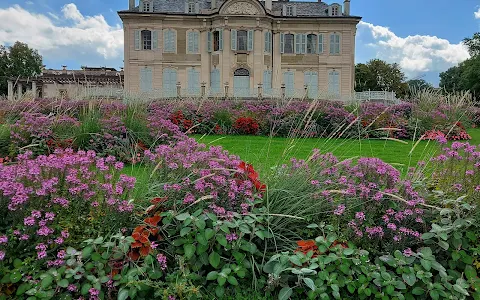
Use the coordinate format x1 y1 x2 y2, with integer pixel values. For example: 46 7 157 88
129 0 135 10
265 0 272 11
344 0 350 15
211 0 216 9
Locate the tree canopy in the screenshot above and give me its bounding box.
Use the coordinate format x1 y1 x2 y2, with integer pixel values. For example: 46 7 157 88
0 41 43 96
439 32 480 98
355 59 409 98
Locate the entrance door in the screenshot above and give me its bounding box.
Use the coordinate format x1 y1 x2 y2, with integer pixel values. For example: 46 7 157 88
233 68 250 98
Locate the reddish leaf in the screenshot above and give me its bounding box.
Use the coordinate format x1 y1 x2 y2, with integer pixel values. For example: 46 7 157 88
145 215 161 226
139 246 151 257
131 242 143 248
129 251 140 261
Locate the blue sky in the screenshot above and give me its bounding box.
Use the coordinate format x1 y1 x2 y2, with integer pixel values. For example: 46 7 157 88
0 0 479 86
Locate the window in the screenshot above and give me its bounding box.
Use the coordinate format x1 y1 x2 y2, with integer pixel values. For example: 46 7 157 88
187 68 200 95
164 29 176 53
141 30 152 50
214 31 220 51
304 71 319 99
188 1 195 13
142 0 152 12
295 34 306 54
263 70 272 94
307 34 317 54
330 33 340 54
286 6 293 16
187 31 199 53
328 70 340 96
281 33 294 54
264 31 272 53
237 30 248 51
332 6 339 16
211 68 221 94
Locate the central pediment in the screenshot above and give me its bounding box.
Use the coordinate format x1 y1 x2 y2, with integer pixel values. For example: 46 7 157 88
219 0 266 16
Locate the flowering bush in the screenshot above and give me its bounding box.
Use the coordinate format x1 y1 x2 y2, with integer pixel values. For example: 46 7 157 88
233 117 260 135
0 149 136 264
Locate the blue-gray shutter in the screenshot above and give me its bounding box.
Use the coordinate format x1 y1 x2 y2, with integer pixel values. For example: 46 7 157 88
194 31 199 53
280 33 285 53
219 29 224 50
263 70 272 94
328 70 340 95
264 31 269 52
292 6 297 16
295 34 300 54
187 31 194 53
304 71 318 99
163 68 177 97
187 68 200 95
231 29 237 51
134 30 141 50
140 67 152 92
317 34 324 54
207 31 212 52
211 68 220 94
195 2 200 13
283 71 295 97
282 4 287 16
152 30 158 49
247 30 254 51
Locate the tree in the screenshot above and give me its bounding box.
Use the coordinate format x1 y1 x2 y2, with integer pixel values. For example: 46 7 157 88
0 42 43 96
407 79 433 96
463 32 480 57
354 59 409 98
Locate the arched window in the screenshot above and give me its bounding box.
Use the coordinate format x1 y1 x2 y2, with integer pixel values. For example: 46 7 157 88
234 68 250 76
141 30 152 50
306 34 317 54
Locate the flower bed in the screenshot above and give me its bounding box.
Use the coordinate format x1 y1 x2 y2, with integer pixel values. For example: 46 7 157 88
1 99 480 299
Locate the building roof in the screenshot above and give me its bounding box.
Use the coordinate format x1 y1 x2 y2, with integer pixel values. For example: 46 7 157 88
120 0 355 18
12 67 124 85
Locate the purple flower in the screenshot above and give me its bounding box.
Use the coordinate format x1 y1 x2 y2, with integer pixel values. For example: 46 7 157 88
403 248 414 257
0 251 5 261
334 204 346 216
67 284 77 292
156 253 167 270
387 223 397 231
226 233 238 242
24 216 36 226
0 236 7 244
355 212 366 221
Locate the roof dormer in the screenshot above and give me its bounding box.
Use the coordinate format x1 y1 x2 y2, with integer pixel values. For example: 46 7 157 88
185 0 200 14
329 3 342 16
139 0 153 12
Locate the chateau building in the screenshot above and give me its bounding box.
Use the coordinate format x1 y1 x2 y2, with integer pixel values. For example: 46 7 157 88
118 0 361 98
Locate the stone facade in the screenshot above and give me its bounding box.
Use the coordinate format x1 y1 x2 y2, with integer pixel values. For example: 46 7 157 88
118 0 361 98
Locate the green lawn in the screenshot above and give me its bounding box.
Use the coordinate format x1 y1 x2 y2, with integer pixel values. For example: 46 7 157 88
193 128 480 174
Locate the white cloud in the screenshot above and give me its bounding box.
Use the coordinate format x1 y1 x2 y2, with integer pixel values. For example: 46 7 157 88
475 7 480 19
0 3 123 64
358 21 470 76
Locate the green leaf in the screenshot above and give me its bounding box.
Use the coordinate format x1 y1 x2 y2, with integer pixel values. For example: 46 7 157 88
466 265 477 280
216 235 228 247
41 275 54 289
93 237 104 244
209 251 221 268
16 283 31 296
255 230 265 240
438 241 449 250
57 279 69 288
307 224 319 228
217 276 226 286
205 229 215 240
430 290 440 300
453 284 470 296
196 233 208 246
238 224 251 234
184 244 195 260
412 287 424 295
227 276 239 286
118 288 129 300
420 259 432 271
343 248 354 256
13 259 23 268
10 272 22 284
81 283 92 295
172 239 187 246
206 271 218 280
196 243 209 255
402 273 416 286
215 285 225 298
279 287 293 300
289 255 302 266
303 278 316 291
180 227 191 237
91 252 102 262
176 213 190 221
195 218 206 230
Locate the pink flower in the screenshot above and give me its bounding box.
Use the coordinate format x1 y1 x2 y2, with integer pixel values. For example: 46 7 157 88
67 284 77 292
355 212 366 221
0 236 7 244
403 248 414 257
0 251 5 261
226 233 238 242
334 204 346 216
24 216 35 226
156 253 167 270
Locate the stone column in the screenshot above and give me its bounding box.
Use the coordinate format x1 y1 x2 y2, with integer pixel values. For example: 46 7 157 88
7 80 13 101
32 81 37 98
221 24 231 97
272 30 282 92
253 28 263 95
17 83 23 99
